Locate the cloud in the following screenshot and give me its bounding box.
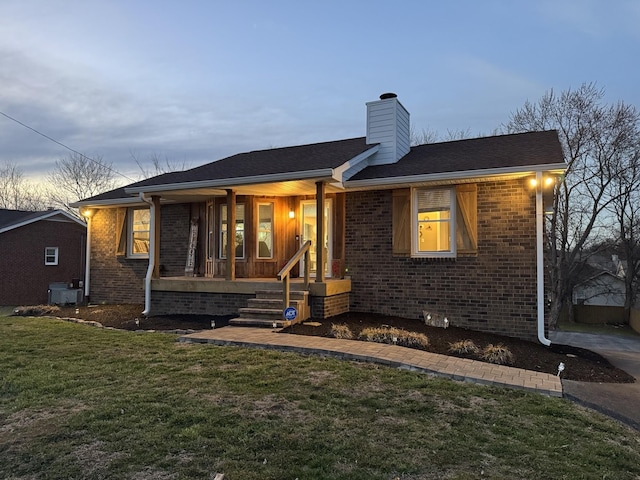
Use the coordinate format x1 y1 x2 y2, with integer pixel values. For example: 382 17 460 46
536 0 640 39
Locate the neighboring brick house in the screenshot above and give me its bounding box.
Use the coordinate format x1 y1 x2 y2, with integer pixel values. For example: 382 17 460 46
73 94 566 342
0 209 86 305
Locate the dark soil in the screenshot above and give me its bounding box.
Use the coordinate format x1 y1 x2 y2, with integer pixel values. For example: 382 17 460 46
18 304 635 384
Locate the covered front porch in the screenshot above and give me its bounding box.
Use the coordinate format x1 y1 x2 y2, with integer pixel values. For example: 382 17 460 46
133 174 354 325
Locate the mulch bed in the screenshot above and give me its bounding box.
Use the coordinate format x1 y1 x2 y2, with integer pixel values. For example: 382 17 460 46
13 304 636 384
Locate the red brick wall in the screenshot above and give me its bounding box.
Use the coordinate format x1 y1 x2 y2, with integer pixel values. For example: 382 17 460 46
311 293 350 318
89 204 199 304
0 219 86 305
345 179 541 340
159 203 193 276
151 290 252 316
89 208 147 304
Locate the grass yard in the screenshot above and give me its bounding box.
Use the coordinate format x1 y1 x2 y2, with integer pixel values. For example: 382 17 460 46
1 315 639 480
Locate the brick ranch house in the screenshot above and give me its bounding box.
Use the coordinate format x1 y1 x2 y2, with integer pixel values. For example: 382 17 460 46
73 94 566 343
0 209 86 305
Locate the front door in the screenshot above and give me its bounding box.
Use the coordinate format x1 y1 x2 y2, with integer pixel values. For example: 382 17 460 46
300 199 332 277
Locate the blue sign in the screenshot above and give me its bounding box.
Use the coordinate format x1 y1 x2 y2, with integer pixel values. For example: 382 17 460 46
283 307 297 321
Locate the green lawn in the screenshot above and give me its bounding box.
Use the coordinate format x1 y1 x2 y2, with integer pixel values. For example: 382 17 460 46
1 315 639 480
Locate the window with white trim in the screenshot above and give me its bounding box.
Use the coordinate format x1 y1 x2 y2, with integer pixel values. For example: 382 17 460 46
414 188 455 256
257 202 273 259
392 185 477 258
128 208 150 258
220 204 245 259
45 247 59 265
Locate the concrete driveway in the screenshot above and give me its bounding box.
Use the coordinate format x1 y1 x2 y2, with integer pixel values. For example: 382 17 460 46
550 330 640 431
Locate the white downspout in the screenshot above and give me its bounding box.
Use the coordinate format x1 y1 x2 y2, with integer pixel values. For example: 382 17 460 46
84 215 92 302
140 193 155 316
536 171 551 346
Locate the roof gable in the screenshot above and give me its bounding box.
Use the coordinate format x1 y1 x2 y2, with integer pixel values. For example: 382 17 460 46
0 209 86 234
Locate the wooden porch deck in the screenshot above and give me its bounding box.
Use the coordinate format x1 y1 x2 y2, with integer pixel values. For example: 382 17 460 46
151 276 352 297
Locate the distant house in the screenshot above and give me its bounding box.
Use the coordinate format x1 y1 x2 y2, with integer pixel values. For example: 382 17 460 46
572 255 630 324
0 209 87 305
73 94 566 342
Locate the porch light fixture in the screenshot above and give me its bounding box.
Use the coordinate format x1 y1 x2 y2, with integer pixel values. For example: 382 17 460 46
529 175 557 189
80 207 95 218
288 210 295 219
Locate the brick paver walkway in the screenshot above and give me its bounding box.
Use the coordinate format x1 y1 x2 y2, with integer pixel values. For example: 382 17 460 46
179 327 563 397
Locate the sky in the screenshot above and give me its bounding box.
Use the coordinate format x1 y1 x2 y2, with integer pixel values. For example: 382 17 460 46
1 0 639 185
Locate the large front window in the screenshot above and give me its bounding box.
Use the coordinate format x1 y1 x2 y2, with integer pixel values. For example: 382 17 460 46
257 202 273 259
416 189 453 254
408 186 477 258
220 204 245 259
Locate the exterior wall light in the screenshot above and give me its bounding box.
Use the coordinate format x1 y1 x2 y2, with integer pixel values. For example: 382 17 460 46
81 208 95 218
289 210 295 219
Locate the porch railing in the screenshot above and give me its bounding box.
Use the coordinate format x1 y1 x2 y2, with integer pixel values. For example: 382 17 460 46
277 240 311 315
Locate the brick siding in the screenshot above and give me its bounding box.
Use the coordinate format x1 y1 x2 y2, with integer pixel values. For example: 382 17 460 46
151 290 252 316
90 208 147 304
0 219 86 305
159 204 192 276
311 293 350 318
345 179 541 340
90 204 195 304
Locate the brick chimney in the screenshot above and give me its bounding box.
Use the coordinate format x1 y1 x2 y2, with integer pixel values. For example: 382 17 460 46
366 93 410 165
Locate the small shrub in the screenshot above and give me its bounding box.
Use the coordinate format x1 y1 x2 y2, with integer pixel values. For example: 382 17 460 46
448 340 480 355
359 327 429 349
329 323 354 339
359 326 397 343
397 331 429 349
481 344 515 365
13 305 61 317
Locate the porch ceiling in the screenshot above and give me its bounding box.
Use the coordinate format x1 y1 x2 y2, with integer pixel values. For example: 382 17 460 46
148 179 346 201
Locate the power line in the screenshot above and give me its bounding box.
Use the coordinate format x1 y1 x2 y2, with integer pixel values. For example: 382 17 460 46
0 109 136 182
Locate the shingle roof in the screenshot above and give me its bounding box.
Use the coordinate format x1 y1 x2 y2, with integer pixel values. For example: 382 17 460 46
0 209 86 233
0 209 47 229
348 130 564 181
77 130 564 204
132 137 373 188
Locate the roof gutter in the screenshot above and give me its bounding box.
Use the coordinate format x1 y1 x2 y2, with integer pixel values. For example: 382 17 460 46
343 163 568 189
139 192 156 317
535 171 551 346
71 197 147 209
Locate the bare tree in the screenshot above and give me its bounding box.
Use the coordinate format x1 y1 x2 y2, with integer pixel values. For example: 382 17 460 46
410 126 484 146
0 161 47 210
46 153 120 214
504 83 640 328
130 151 191 179
410 126 440 146
606 137 640 320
